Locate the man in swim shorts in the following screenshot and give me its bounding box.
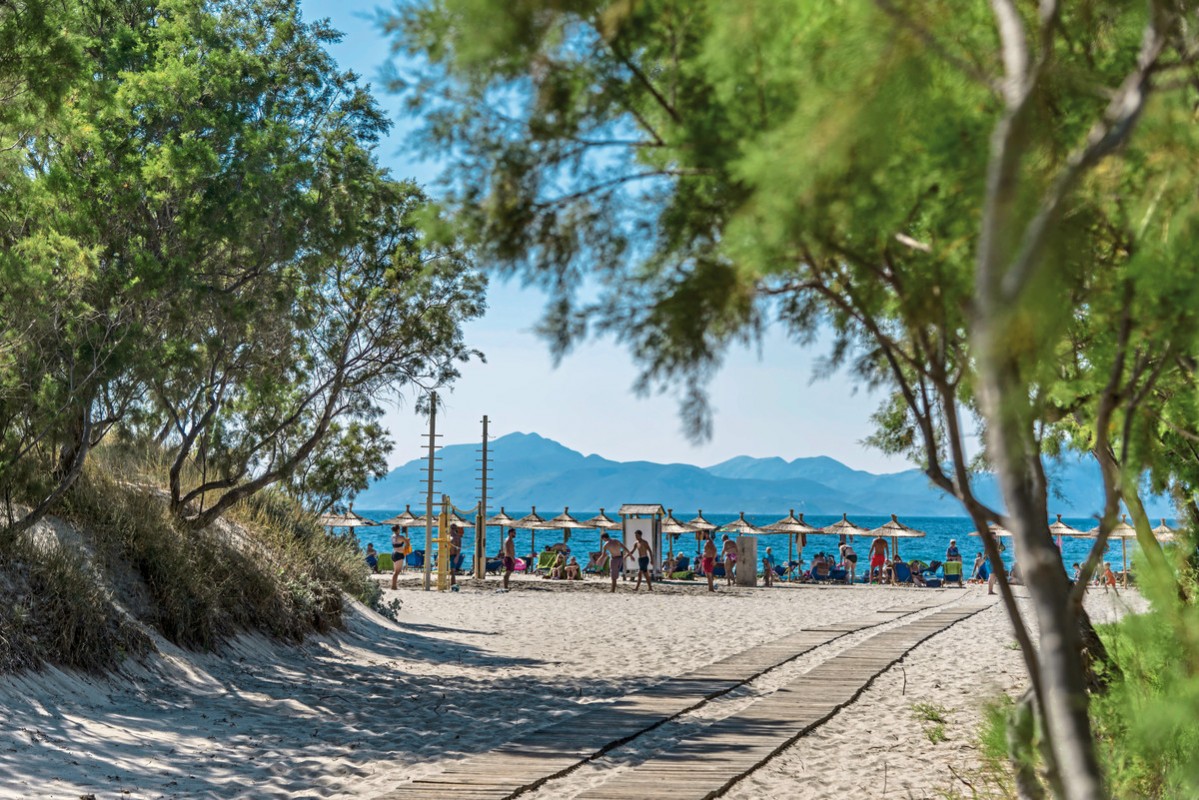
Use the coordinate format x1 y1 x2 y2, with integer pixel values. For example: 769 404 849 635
868 534 889 584
599 532 631 593
702 534 718 592
628 530 654 592
501 528 517 589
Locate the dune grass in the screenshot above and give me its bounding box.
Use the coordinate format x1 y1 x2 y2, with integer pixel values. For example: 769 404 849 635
0 444 378 673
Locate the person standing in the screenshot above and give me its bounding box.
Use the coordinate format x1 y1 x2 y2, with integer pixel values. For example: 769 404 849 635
839 540 858 584
501 528 517 590
702 534 718 593
628 530 654 592
721 534 737 586
600 532 631 593
448 524 464 586
762 546 776 587
390 526 410 590
868 534 889 584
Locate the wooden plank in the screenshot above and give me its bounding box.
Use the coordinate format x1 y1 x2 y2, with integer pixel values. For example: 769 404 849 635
372 597 973 800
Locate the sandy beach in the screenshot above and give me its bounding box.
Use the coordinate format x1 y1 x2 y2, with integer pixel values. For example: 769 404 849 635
1 574 1145 799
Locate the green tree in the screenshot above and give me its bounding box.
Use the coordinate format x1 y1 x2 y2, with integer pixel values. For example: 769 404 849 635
387 1 1199 795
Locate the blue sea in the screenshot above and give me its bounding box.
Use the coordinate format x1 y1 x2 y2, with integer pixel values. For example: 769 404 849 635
346 511 1171 576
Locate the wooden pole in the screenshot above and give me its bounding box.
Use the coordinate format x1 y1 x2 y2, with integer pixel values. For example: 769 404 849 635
423 391 437 591
475 415 489 579
1122 537 1128 589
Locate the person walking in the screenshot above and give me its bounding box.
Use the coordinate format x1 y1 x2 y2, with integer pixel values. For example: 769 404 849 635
721 534 737 586
628 530 654 592
868 534 889 584
702 534 718 593
501 528 517 590
599 532 631 593
390 526 410 590
448 524 463 586
762 547 776 587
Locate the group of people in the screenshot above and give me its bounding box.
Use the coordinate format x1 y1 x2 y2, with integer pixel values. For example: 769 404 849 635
379 524 465 590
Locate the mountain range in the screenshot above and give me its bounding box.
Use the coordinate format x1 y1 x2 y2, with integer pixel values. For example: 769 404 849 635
355 431 1171 517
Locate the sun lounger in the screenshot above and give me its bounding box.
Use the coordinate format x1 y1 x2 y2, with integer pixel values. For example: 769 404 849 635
377 553 393 572
406 550 425 568
942 560 964 586
892 562 913 584
584 551 609 575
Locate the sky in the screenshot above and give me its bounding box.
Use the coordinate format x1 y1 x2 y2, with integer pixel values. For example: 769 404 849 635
301 0 908 474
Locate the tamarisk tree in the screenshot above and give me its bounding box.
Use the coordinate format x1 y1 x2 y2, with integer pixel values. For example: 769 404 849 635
387 1 1199 795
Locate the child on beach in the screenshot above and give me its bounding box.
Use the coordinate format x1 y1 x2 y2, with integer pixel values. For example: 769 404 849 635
762 547 776 587
1102 561 1118 593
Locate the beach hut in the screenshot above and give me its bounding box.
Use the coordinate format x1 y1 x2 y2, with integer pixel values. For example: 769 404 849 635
660 509 697 570
869 514 926 560
618 504 665 575
763 510 819 580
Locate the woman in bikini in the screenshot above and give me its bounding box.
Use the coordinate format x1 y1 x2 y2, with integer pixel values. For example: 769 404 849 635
702 535 718 592
390 526 410 590
721 534 737 586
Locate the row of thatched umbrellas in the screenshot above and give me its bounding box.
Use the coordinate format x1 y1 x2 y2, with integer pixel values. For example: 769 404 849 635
973 513 1177 586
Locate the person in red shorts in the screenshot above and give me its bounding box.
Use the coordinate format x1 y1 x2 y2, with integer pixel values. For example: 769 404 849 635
702 534 718 593
868 534 889 584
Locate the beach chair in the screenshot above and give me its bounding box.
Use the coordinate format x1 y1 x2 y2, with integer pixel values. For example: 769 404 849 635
406 550 425 568
377 553 394 572
534 551 558 575
485 557 503 575
942 560 964 586
675 556 691 572
829 566 848 583
892 562 913 585
584 551 609 575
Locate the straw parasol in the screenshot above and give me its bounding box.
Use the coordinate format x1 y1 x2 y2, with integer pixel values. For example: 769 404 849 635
486 507 517 528
581 507 621 531
513 506 551 559
967 522 1014 538
822 512 868 542
1048 514 1083 545
764 509 821 578
1152 518 1175 543
718 512 762 535
660 508 697 570
379 504 420 528
687 509 717 533
316 508 376 531
1087 515 1138 587
545 506 590 547
869 513 926 560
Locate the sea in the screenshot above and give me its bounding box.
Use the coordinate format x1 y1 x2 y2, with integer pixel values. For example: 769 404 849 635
347 511 1169 576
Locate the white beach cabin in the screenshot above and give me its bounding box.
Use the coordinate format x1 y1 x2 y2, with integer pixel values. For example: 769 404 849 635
618 504 665 577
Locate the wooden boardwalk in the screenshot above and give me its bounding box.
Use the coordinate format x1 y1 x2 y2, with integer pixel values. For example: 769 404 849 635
373 597 955 800
572 602 993 799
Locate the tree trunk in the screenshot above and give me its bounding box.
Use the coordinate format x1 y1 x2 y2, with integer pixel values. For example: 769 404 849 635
976 339 1104 800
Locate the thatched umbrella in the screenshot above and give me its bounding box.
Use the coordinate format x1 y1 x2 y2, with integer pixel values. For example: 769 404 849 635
317 508 376 531
581 507 621 531
686 509 717 554
718 512 762 535
869 513 926 560
1048 514 1082 548
660 508 697 570
764 509 820 580
379 504 420 527
545 506 590 547
968 522 1014 538
1152 518 1175 543
513 506 551 566
822 512 868 543
1086 515 1138 587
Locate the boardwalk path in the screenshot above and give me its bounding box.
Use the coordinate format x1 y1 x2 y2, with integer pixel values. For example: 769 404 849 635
570 602 992 799
374 595 980 800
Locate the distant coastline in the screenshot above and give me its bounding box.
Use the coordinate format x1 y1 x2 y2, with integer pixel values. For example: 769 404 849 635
357 431 1175 518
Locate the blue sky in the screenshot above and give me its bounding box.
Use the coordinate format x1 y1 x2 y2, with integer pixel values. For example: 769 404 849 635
301 0 905 473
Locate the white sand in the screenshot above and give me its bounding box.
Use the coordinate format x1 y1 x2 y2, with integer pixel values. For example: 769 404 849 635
0 574 1145 799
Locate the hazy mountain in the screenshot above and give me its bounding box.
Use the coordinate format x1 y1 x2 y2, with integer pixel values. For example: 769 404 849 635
355 431 1171 517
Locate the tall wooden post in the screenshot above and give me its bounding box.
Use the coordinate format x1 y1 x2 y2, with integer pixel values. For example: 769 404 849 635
475 415 489 579
422 391 438 591
437 495 450 591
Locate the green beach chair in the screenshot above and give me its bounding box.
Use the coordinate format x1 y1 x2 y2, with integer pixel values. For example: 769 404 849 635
377 553 393 572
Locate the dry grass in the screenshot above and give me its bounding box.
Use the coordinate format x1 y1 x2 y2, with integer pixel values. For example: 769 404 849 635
0 444 377 673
